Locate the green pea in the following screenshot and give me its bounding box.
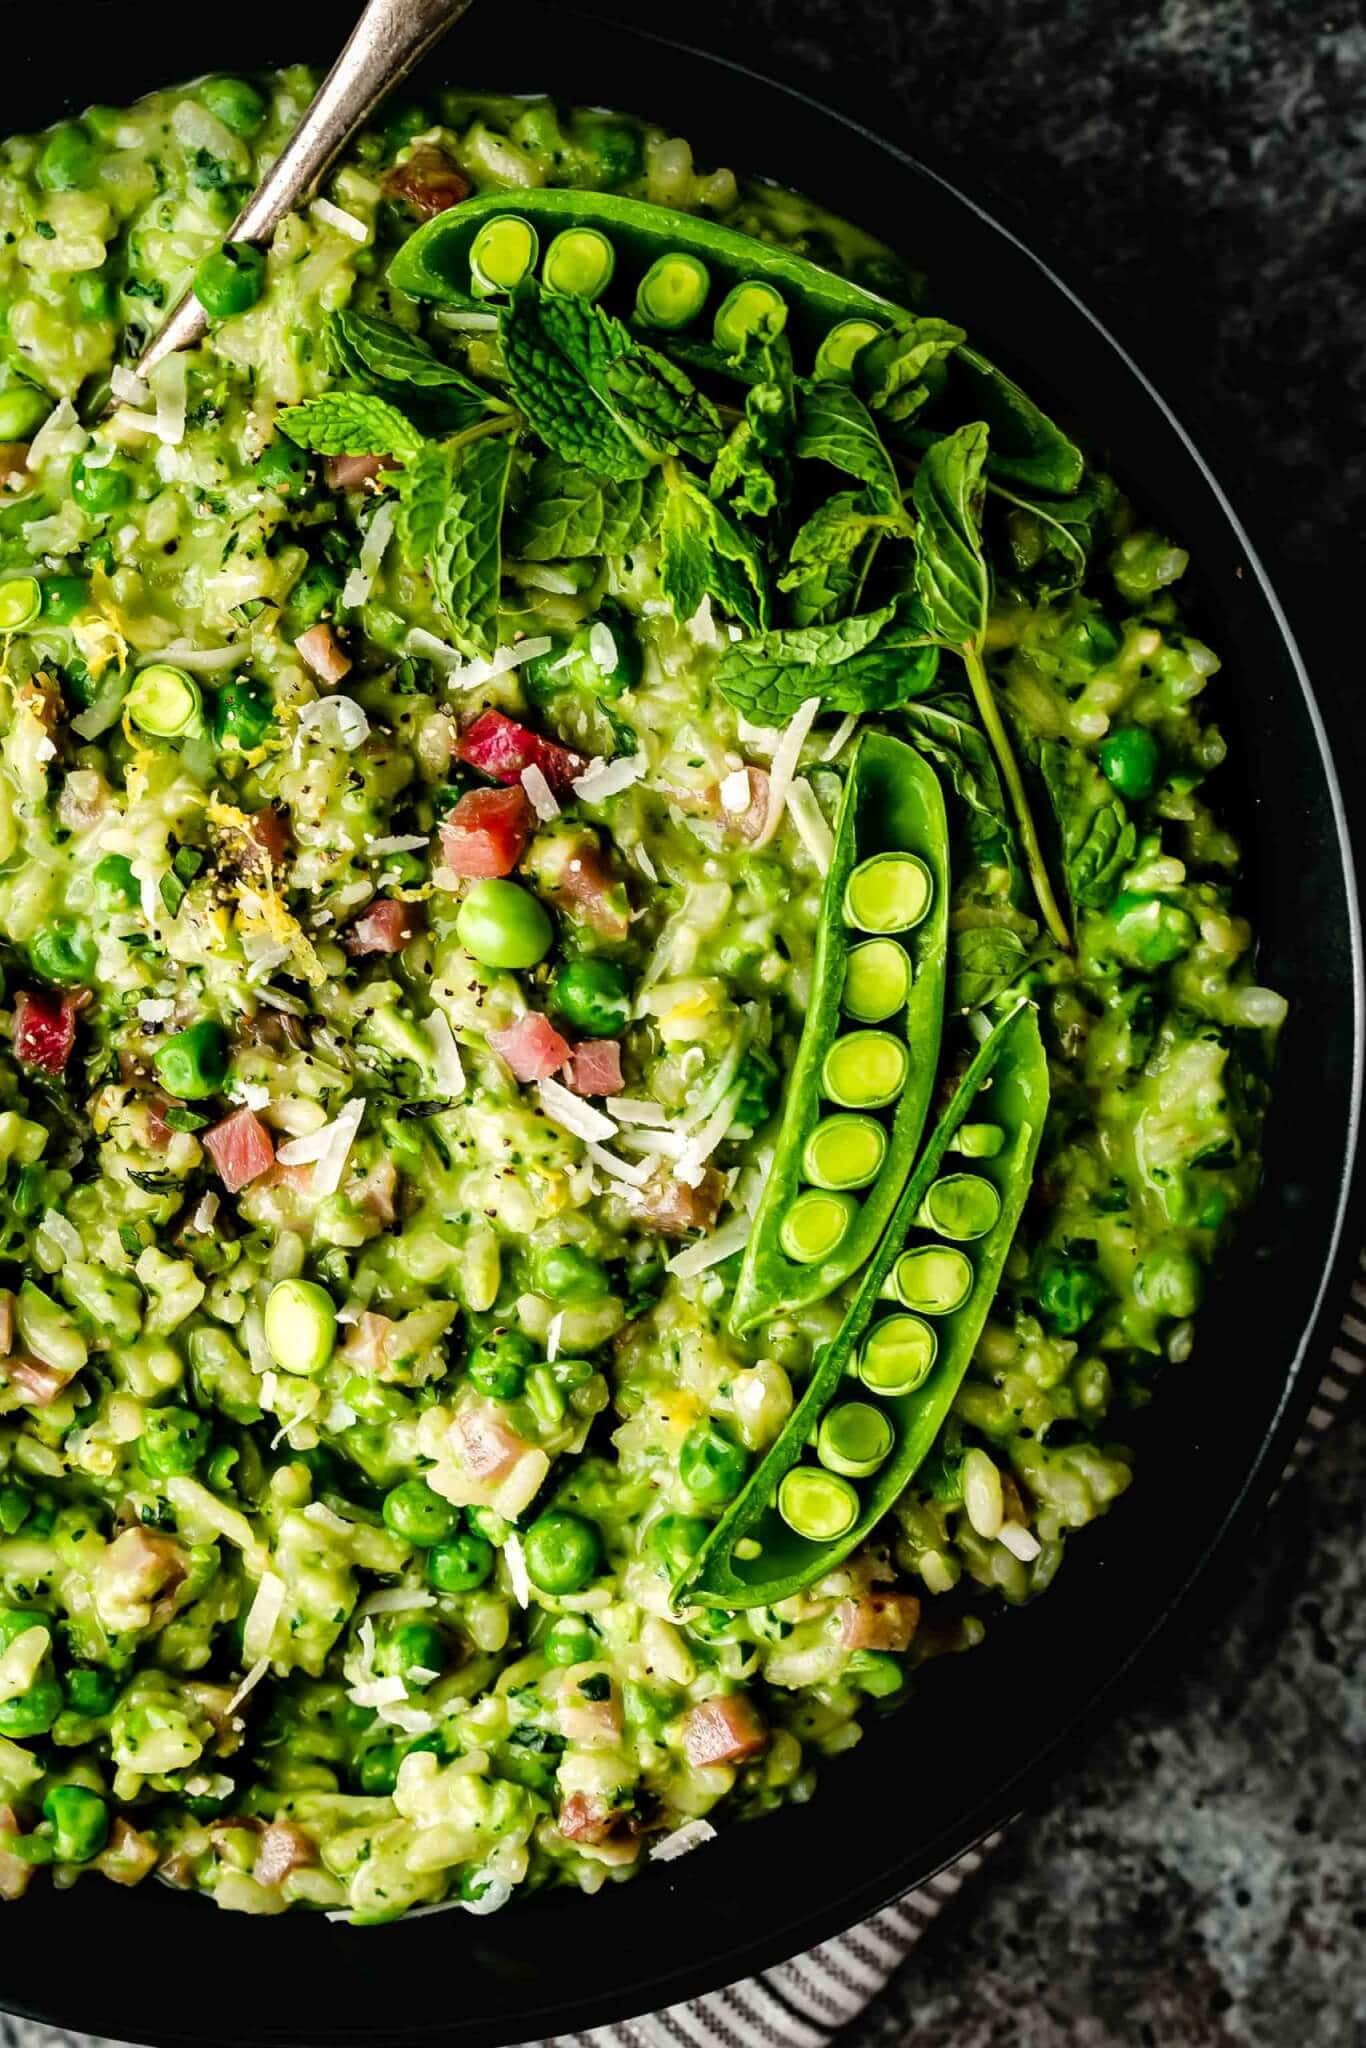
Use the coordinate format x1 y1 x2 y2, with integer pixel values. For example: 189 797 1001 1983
530 1243 609 1304
891 1245 973 1316
542 227 615 301
37 122 99 193
93 853 138 908
635 250 710 330
842 938 911 1024
0 387 52 441
194 242 266 322
126 664 201 738
0 1605 45 1651
138 1405 210 1477
549 957 630 1035
777 1466 858 1542
426 1530 495 1593
200 76 267 138
63 1666 116 1717
384 1620 447 1682
845 1650 904 1698
73 272 115 321
263 1277 337 1376
859 1314 937 1397
822 1030 909 1110
71 456 131 517
153 1019 229 1100
543 1615 597 1667
43 1783 109 1863
456 879 553 970
713 279 787 355
678 1422 747 1507
466 1327 534 1399
1099 726 1161 800
287 558 343 629
1109 891 1197 967
0 576 40 631
40 574 88 625
211 677 273 752
29 918 95 986
470 215 539 296
817 1401 893 1479
1058 611 1121 669
382 1479 458 1548
356 1743 400 1795
803 1114 886 1191
649 1512 710 1580
255 436 310 496
780 1189 857 1265
0 1675 62 1738
917 1173 1002 1241
843 852 932 935
522 1509 601 1595
1036 1253 1107 1336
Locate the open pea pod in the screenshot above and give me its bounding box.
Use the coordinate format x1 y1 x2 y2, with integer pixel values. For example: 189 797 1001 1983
729 731 948 1332
679 1001 1050 1609
387 189 1082 490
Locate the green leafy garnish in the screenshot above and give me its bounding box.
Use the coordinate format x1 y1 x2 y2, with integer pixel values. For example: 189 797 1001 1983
328 308 502 411
1036 739 1136 912
601 343 725 464
857 315 964 423
794 382 901 512
429 433 517 657
660 470 768 633
278 389 425 459
508 457 663 561
712 604 939 722
778 491 894 627
499 283 649 481
913 423 1071 949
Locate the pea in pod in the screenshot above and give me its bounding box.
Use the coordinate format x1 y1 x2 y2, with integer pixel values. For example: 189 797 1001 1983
677 1001 1050 1608
387 188 1083 491
728 732 948 1332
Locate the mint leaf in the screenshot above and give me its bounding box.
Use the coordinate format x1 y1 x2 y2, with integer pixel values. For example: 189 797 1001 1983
952 924 1034 1011
328 310 498 412
508 456 663 561
898 694 1022 894
394 444 453 569
430 434 516 657
500 284 649 482
601 344 724 463
710 339 795 519
277 390 425 459
660 473 768 634
1036 739 1135 912
795 383 901 513
778 491 883 626
912 420 991 647
713 605 940 722
993 472 1116 602
857 315 963 424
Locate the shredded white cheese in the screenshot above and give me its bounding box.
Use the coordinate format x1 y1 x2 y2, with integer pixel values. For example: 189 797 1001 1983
544 1311 564 1364
424 1009 466 1098
360 1589 437 1616
370 833 428 855
787 776 835 873
309 1097 365 1198
136 997 174 1024
752 696 821 849
737 715 781 755
719 767 753 814
503 1533 531 1608
342 500 395 607
823 713 859 761
190 1191 220 1233
297 694 370 751
588 621 618 671
225 1658 270 1719
436 635 553 692
572 751 648 803
110 365 149 406
147 642 244 672
520 762 560 822
242 1571 285 1665
674 1083 743 1189
649 1818 718 1862
607 1096 670 1127
311 195 369 242
27 398 85 472
585 1141 653 1187
536 1076 617 1144
229 1080 272 1112
666 1211 752 1278
348 1675 408 1709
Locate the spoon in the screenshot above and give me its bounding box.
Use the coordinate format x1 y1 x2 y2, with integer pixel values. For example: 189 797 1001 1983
133 0 473 383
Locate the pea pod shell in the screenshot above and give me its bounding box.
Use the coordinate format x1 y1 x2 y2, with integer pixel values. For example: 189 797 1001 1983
729 731 948 1332
680 1001 1050 1609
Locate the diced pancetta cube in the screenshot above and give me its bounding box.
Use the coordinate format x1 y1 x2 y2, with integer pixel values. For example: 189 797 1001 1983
556 1677 623 1749
323 453 398 491
637 1167 725 1238
381 145 471 218
453 1401 527 1485
95 1818 159 1888
439 786 534 878
538 834 630 941
203 1107 275 1194
838 1589 920 1654
1 1355 73 1406
343 898 419 955
563 1039 624 1097
254 1821 317 1887
490 1012 571 1083
294 624 352 685
679 1694 767 1768
0 1805 33 1901
13 988 80 1073
456 709 587 796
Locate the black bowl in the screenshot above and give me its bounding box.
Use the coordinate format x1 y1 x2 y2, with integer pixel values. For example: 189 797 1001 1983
5 6 1362 2043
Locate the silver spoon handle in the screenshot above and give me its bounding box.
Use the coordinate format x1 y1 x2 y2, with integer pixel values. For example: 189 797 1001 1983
136 0 471 378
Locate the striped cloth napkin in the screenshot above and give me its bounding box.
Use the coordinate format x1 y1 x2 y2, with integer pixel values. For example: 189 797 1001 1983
3 1253 1361 2048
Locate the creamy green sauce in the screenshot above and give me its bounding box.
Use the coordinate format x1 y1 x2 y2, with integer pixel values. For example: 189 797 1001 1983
0 75 1281 1919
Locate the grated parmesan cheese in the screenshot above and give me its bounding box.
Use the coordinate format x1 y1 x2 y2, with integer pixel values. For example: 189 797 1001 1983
342 500 395 607
503 1533 531 1608
674 1082 743 1189
752 696 821 850
571 751 649 803
276 1098 364 1197
536 1076 616 1144
649 1818 717 1862
823 713 859 761
424 1009 465 1097
786 776 835 872
719 767 753 814
242 1570 285 1665
435 635 553 692
360 1589 437 1616
297 694 370 752
311 195 369 242
520 762 560 822
225 1658 270 1719
666 1211 751 1278
585 1141 653 1187
110 365 149 406
544 1312 564 1363
607 1096 670 1127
